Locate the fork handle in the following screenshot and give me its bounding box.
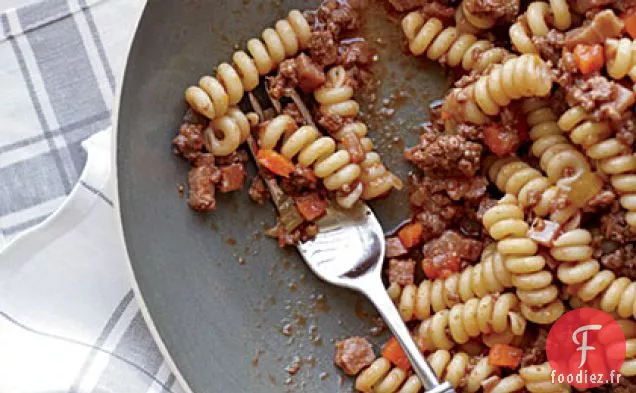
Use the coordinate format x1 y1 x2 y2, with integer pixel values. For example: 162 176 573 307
363 279 457 393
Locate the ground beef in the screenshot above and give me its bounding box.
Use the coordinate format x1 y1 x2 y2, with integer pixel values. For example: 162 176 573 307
386 236 409 258
569 0 614 14
187 154 221 212
266 54 326 98
248 176 270 204
296 54 327 92
456 123 483 141
334 336 375 376
598 83 635 122
519 328 549 368
339 41 374 69
463 0 520 23
388 258 416 285
280 166 320 195
215 149 248 166
276 222 320 247
173 122 205 162
282 103 305 125
601 207 636 243
218 163 246 193
404 133 483 177
316 0 360 36
307 30 339 68
419 2 456 21
562 10 624 47
616 114 636 146
565 75 615 112
341 130 366 164
316 111 347 134
387 0 428 12
610 377 636 393
423 230 483 262
532 29 565 64
601 244 636 280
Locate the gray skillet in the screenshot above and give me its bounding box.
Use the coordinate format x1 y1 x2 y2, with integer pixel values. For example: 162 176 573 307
115 0 448 391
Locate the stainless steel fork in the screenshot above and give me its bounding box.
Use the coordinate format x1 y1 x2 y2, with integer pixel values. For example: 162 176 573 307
245 91 456 393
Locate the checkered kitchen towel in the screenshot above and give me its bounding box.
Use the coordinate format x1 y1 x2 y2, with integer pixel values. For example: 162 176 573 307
0 0 186 392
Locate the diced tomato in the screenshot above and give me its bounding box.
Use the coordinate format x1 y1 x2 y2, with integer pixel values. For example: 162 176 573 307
294 193 328 221
488 344 524 369
421 252 461 280
483 124 519 156
398 222 423 249
440 110 451 121
622 8 636 39
257 149 295 177
573 44 604 75
382 337 411 371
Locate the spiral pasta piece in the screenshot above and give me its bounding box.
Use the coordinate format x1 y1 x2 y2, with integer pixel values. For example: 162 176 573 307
202 106 251 156
185 10 311 121
355 352 524 393
395 244 514 321
454 0 496 33
414 293 527 351
519 362 571 393
483 195 565 324
259 114 362 192
617 319 636 376
605 38 636 81
558 106 636 228
401 15 512 72
315 66 402 206
443 54 553 125
484 155 583 224
509 0 572 54
551 229 636 319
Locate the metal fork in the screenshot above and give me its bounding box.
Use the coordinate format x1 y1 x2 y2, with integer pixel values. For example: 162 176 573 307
245 91 455 393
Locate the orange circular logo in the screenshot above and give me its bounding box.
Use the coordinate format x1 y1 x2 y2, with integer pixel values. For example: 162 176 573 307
546 308 626 388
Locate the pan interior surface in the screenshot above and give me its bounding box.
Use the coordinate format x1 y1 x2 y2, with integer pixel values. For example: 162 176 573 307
116 1 447 392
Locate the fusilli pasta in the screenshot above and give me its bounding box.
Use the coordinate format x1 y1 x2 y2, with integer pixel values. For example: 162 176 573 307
552 230 636 319
259 114 363 191
314 66 402 206
401 15 511 72
185 10 310 120
558 106 636 228
443 54 552 125
605 38 636 81
414 294 527 351
509 0 572 54
355 351 524 393
394 244 513 321
203 106 251 156
519 363 571 393
483 195 564 324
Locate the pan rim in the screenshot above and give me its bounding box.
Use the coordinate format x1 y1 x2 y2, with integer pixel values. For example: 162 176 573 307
111 1 195 392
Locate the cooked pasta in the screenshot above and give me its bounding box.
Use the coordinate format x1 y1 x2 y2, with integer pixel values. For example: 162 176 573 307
185 10 310 120
605 38 636 81
203 106 251 156
454 0 496 33
483 195 564 324
355 351 524 393
259 114 362 191
618 319 636 377
414 294 527 351
395 244 513 321
315 66 402 206
401 15 511 72
519 363 571 393
558 106 636 228
443 54 553 125
509 0 572 54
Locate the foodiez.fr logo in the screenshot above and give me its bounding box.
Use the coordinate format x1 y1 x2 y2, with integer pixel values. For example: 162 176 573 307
546 308 626 388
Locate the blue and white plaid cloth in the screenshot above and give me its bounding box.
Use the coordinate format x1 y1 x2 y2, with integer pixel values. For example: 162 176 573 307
0 1 187 392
